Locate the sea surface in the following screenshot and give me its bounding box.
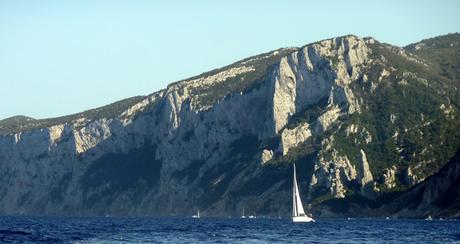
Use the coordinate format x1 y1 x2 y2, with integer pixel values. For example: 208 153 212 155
0 216 459 243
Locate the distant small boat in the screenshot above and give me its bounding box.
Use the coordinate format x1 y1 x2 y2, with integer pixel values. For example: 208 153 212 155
292 163 314 223
425 215 433 221
241 208 246 219
386 217 390 220
192 210 200 219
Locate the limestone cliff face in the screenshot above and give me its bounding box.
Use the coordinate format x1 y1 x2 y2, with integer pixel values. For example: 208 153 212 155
268 36 369 135
280 123 312 156
0 34 459 217
310 137 358 199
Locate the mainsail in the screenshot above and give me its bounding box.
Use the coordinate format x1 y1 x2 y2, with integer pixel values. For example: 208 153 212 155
292 164 306 217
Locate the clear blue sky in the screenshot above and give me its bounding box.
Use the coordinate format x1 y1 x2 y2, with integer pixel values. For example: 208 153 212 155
1 0 459 120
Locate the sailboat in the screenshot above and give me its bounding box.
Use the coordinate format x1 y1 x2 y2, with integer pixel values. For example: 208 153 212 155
292 163 315 223
192 209 200 218
241 207 246 218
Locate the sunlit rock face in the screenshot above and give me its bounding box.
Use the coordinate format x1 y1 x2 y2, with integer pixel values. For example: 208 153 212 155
0 34 459 218
268 35 369 135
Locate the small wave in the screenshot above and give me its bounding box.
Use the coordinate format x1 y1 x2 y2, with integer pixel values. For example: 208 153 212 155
0 229 32 236
450 233 460 240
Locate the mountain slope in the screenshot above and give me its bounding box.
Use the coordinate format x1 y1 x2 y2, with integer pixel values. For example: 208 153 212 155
381 149 460 218
0 96 146 135
0 34 459 217
405 33 460 83
404 33 460 110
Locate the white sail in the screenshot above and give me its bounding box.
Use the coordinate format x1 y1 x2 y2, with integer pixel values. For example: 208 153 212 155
293 164 306 216
292 163 314 223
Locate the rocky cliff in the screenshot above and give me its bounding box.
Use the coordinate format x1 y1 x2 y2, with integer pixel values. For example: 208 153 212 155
382 149 460 218
1 34 459 218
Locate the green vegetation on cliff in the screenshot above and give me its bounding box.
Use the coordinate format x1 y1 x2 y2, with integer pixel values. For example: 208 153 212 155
0 96 145 135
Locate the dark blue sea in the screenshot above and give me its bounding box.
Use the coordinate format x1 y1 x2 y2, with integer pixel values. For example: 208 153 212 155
0 216 459 243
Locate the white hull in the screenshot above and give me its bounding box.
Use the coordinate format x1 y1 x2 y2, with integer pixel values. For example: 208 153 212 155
192 210 200 218
292 216 315 223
